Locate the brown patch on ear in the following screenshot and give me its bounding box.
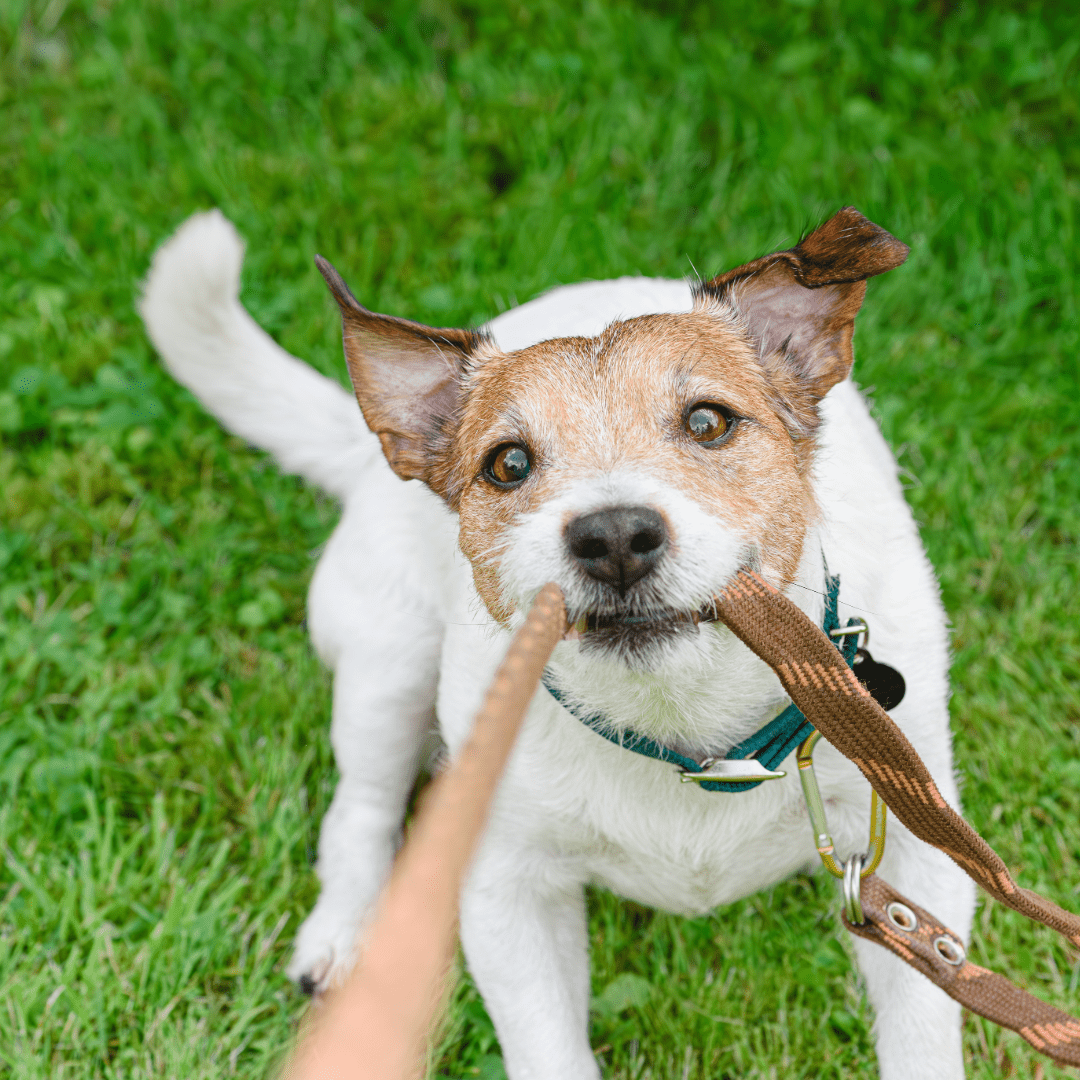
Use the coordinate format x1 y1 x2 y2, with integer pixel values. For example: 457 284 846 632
700 207 909 402
316 255 489 486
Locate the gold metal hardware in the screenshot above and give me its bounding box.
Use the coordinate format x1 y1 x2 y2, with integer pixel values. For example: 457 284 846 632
796 730 886 880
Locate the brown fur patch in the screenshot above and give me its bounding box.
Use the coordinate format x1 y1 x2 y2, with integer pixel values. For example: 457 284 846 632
315 255 489 483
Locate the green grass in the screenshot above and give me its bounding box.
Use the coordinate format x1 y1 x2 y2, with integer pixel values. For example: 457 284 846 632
1 0 1078 1076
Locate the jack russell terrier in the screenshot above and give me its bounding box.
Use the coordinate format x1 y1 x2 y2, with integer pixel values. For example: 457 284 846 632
142 207 974 1079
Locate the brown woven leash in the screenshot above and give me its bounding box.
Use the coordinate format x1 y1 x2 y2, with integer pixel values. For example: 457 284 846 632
284 584 567 1080
846 876 1080 1066
714 569 1080 1066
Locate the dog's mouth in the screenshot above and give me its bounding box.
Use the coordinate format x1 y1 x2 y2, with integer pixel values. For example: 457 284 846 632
569 606 718 634
564 603 721 655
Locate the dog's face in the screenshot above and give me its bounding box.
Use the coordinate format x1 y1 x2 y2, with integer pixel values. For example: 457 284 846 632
320 208 907 669
449 307 812 663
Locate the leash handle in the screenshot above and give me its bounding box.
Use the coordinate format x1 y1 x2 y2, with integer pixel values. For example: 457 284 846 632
285 584 567 1080
847 875 1080 1067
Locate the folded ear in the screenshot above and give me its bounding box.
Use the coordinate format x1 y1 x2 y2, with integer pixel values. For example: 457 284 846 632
701 207 909 400
316 256 488 484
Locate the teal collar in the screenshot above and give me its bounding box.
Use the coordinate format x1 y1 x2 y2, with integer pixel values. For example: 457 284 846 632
542 569 858 793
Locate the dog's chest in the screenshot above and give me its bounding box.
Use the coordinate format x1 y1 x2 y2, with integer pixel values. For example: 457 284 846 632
534 788 814 916
486 714 820 915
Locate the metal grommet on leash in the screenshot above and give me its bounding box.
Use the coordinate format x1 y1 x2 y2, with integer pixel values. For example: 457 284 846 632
933 935 966 966
843 853 865 925
886 901 918 932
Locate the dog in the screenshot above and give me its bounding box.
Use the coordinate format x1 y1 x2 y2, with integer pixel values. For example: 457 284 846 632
141 207 975 1080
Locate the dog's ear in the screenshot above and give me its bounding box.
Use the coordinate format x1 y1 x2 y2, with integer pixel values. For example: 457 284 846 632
702 207 909 400
316 256 487 484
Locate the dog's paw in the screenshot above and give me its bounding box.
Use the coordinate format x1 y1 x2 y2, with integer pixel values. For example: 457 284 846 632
295 957 333 998
286 904 366 995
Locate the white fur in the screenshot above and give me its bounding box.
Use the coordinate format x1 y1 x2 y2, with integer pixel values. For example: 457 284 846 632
142 212 975 1080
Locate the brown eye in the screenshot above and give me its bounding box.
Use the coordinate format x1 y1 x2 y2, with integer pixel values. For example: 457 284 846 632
685 403 731 444
486 444 533 486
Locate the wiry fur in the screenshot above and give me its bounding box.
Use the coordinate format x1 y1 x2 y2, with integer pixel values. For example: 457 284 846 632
142 210 975 1080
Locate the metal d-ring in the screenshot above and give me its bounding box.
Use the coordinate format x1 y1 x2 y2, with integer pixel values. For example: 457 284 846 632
843 853 866 924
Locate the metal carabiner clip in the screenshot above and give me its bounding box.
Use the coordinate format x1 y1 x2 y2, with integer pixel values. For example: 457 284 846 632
797 730 885 925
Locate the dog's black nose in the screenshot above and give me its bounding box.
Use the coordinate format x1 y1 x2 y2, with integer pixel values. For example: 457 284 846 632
566 506 668 591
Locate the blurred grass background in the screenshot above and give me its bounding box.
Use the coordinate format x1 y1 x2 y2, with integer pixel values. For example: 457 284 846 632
1 0 1078 1076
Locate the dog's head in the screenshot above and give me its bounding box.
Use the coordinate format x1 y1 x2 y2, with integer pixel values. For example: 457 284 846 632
320 208 907 670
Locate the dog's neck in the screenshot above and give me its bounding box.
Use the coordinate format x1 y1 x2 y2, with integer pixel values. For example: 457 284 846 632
539 534 828 759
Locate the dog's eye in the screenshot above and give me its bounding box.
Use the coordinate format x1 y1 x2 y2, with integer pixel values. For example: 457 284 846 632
485 444 533 486
685 403 732 444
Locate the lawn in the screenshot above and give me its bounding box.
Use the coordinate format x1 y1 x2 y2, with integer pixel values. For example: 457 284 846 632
1 1 1078 1076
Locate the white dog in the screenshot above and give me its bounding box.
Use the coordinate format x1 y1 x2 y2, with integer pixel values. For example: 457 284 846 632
141 207 975 1079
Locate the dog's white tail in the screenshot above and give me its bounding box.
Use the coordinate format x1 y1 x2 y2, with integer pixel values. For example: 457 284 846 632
140 210 376 499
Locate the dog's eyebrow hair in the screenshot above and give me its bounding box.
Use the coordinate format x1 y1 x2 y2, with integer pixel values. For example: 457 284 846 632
475 405 528 447
671 355 699 386
671 327 711 380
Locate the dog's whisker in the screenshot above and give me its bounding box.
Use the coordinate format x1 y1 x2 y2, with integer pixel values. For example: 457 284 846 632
775 577 884 618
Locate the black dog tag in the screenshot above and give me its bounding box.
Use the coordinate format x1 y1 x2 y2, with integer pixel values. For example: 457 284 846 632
852 648 906 711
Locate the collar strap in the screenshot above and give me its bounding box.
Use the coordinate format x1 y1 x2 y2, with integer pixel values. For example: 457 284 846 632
543 567 857 792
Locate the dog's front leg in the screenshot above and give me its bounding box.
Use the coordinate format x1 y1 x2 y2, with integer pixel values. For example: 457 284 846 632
852 827 976 1080
288 624 441 993
460 842 599 1080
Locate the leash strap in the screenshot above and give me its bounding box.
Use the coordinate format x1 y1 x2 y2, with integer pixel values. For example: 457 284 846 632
714 569 1080 1066
846 875 1080 1066
713 569 1080 947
